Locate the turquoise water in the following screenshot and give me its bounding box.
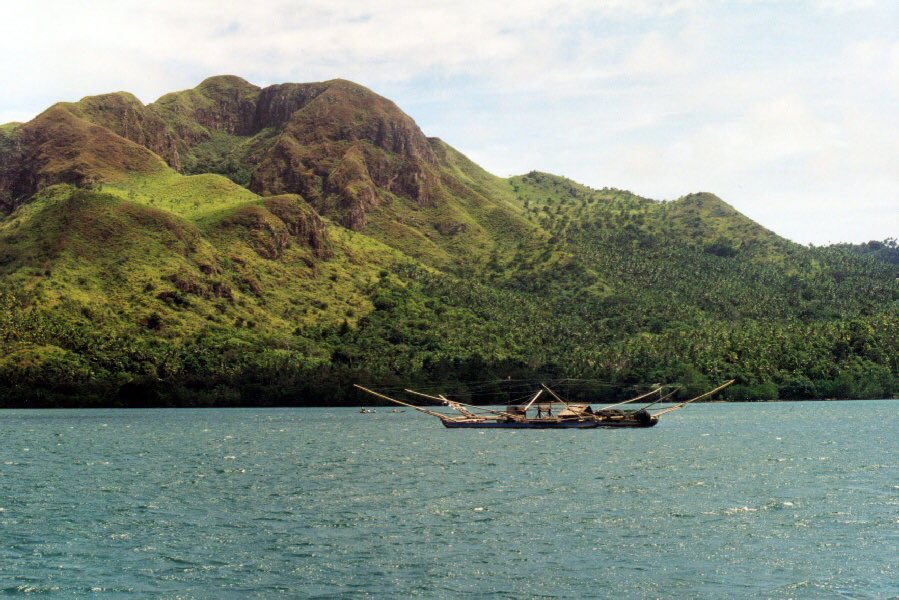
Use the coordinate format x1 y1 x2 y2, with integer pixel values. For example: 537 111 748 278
0 401 896 598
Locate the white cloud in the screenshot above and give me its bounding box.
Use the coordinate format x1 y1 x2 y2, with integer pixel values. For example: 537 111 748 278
624 31 692 76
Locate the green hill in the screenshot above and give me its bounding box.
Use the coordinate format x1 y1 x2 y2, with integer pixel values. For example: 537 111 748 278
0 77 895 406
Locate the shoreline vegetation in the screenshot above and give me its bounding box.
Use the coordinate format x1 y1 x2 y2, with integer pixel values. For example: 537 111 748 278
0 397 894 410
0 361 894 409
0 77 896 408
0 397 899 410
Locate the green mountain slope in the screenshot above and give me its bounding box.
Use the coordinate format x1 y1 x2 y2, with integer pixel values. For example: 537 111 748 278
0 77 895 406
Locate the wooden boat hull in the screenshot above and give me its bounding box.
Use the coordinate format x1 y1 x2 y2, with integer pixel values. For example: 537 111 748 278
441 419 599 429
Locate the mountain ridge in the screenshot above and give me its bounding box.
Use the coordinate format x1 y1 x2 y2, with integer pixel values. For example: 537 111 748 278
0 76 895 406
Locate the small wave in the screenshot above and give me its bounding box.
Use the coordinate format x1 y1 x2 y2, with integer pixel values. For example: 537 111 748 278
725 506 757 515
758 500 797 510
9 585 62 594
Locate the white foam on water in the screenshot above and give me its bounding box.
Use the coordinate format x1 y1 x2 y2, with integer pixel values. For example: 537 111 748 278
725 506 758 515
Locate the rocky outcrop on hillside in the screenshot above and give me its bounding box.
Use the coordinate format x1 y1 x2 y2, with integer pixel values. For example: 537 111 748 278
61 92 183 169
1 76 448 228
0 106 166 213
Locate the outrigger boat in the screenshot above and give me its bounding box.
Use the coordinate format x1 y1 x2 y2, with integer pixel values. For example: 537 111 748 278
353 380 734 429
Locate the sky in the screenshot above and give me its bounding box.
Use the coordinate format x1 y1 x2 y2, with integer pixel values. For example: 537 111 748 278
1 0 896 245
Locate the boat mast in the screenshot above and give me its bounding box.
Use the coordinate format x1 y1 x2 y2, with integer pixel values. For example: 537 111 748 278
539 383 590 416
521 389 544 413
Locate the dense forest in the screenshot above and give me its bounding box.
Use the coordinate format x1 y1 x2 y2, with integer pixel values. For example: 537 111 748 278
0 77 896 407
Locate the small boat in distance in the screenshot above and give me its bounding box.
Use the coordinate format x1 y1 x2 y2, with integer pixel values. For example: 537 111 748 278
359 408 375 414
353 380 734 429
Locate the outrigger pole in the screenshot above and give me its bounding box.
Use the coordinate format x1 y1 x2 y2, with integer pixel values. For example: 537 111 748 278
595 385 663 410
651 379 736 417
353 385 460 421
438 395 479 418
638 386 681 411
404 389 523 420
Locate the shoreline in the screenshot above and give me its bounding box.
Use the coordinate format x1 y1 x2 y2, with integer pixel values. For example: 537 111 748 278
0 397 895 410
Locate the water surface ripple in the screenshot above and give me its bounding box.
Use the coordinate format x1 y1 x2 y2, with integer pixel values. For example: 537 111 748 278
0 401 896 598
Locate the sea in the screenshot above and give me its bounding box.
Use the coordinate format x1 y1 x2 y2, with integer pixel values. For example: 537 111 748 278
0 400 896 598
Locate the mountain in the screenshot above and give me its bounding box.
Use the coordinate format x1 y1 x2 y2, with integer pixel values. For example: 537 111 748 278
0 76 896 406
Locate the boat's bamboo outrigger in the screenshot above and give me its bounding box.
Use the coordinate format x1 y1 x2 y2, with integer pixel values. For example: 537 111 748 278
651 379 736 417
594 385 664 411
354 379 736 429
639 386 681 411
353 385 462 422
404 389 524 421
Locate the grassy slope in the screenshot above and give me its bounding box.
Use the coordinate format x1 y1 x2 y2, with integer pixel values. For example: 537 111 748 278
361 146 540 271
0 173 414 367
0 78 896 405
103 171 260 222
1 168 895 403
0 122 19 138
137 77 548 274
